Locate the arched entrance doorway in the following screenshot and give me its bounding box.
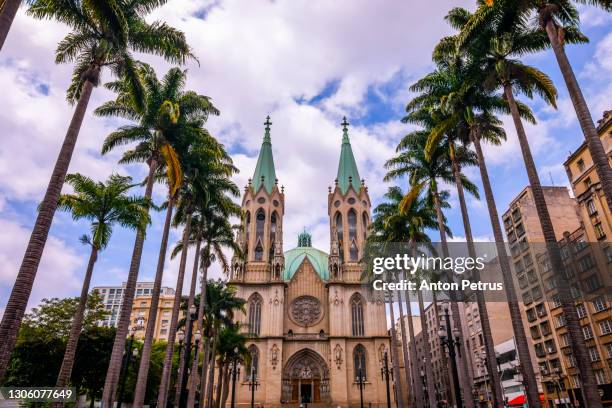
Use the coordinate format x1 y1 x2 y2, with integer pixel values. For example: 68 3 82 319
281 349 330 404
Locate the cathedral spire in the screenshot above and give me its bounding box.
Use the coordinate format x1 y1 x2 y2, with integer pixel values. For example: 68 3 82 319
251 115 277 194
336 117 361 194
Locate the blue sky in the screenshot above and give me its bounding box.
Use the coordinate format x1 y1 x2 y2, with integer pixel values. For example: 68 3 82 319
0 0 611 314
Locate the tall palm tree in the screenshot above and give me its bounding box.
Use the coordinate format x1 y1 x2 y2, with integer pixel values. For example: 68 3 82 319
0 0 18 51
454 8 604 406
0 1 192 379
181 207 241 407
97 66 218 407
54 173 150 400
216 324 248 408
197 281 246 408
396 110 481 408
466 0 612 211
99 66 220 408
157 142 239 408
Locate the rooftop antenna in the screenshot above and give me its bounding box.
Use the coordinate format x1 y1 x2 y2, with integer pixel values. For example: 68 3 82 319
549 172 555 187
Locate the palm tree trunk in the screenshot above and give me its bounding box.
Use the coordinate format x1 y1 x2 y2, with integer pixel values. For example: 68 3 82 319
449 140 504 407
401 279 422 406
220 361 231 408
214 356 224 408
133 196 175 408
417 289 437 408
504 83 602 408
54 245 99 403
205 335 218 408
187 254 207 408
199 335 211 408
396 285 417 406
433 181 474 408
101 155 158 408
0 76 98 380
471 132 541 407
0 0 20 51
158 210 194 408
174 235 201 407
543 19 612 211
387 290 405 408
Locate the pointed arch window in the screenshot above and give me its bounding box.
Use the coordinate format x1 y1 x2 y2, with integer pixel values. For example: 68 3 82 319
335 212 344 262
348 209 358 261
269 211 278 261
246 345 259 380
245 211 251 257
354 344 367 381
351 294 365 336
362 212 368 241
248 293 262 336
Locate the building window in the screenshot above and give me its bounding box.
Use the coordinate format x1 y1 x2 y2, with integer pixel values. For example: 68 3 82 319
584 274 602 292
605 343 612 358
577 159 585 172
335 212 344 261
594 223 606 240
362 212 368 241
555 315 567 328
595 369 607 385
551 295 562 309
587 199 597 215
583 324 594 340
592 297 607 313
248 293 262 336
578 255 595 273
351 293 365 336
348 209 358 261
354 344 367 381
577 303 587 319
246 345 259 380
589 347 600 362
254 209 265 261
560 333 570 347
599 320 612 335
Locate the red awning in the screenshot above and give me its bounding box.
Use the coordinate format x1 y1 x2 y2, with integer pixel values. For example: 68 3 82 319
508 394 545 406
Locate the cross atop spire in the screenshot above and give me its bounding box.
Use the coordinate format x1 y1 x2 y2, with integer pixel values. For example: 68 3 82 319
263 115 272 143
341 117 349 143
336 117 361 194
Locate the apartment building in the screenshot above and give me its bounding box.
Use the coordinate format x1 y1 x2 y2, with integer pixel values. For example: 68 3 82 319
563 110 612 243
129 291 179 341
503 183 612 407
92 282 175 329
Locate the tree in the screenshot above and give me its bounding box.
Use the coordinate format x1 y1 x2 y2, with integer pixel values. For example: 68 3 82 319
156 138 239 408
98 65 221 408
54 173 150 395
0 0 193 380
467 0 612 212
22 293 108 339
454 6 604 405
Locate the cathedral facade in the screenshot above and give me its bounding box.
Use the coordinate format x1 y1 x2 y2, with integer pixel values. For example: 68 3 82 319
229 117 393 407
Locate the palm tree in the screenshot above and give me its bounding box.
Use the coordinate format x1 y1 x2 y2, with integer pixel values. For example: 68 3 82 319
0 0 18 50
453 8 604 406
467 0 612 211
0 1 192 379
181 207 241 407
97 67 219 408
215 324 248 408
157 141 239 408
197 281 246 408
397 109 481 408
54 173 150 398
99 66 220 408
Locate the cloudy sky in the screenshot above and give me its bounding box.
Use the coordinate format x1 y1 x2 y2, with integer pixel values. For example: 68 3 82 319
0 0 611 314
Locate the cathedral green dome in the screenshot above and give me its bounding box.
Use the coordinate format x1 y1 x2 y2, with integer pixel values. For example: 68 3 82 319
283 246 329 281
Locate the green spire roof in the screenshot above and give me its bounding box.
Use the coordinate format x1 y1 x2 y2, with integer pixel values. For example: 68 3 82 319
283 246 329 281
336 117 361 194
251 116 277 194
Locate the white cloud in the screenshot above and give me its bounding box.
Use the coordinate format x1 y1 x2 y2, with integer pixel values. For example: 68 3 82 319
0 218 84 314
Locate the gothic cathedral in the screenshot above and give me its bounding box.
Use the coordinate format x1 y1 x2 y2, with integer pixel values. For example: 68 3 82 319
229 117 392 407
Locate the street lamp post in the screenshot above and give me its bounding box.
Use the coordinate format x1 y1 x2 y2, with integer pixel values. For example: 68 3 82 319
179 305 198 408
248 365 259 408
230 347 241 408
117 325 139 408
380 351 392 408
438 307 463 408
173 329 185 404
